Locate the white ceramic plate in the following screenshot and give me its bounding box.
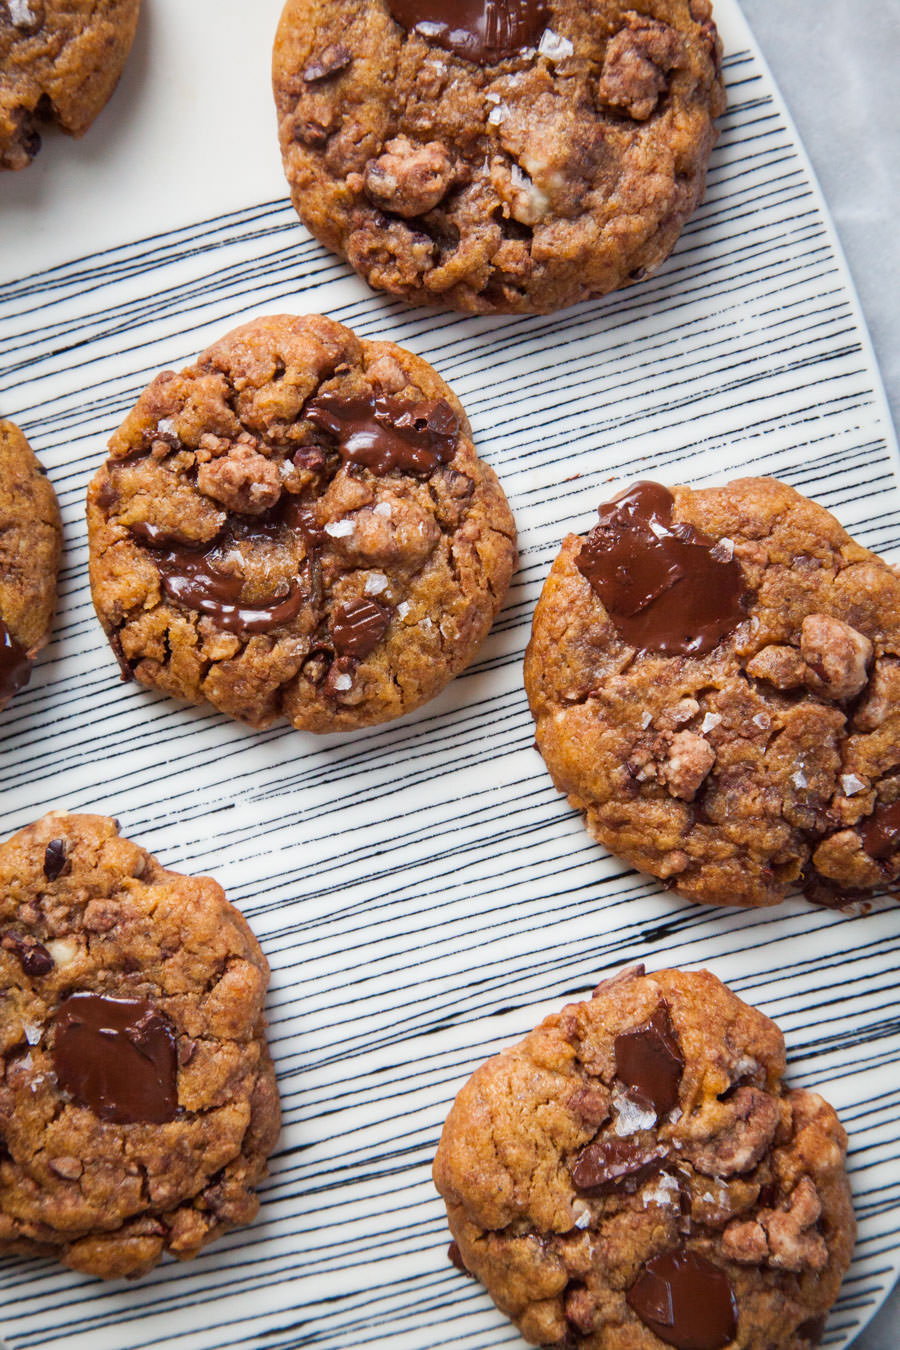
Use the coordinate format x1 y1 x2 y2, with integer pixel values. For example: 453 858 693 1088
1 2 899 1347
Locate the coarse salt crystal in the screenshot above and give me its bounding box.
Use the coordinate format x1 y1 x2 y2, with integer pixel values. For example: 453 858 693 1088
397 601 410 619
487 105 508 126
421 616 434 631
640 710 653 729
324 518 355 538
9 0 36 26
791 768 808 790
642 1173 679 1208
485 90 501 104
332 673 352 692
572 1200 591 1229
711 537 735 562
538 28 574 59
841 774 866 796
612 1085 657 1136
753 712 770 729
373 501 392 518
701 712 722 733
156 417 176 436
364 572 388 596
23 1023 43 1046
46 938 78 967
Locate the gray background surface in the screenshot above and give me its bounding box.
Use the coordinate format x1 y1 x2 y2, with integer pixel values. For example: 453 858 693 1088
740 3 900 1344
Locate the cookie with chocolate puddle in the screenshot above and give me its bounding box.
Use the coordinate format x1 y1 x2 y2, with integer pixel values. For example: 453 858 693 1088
0 811 280 1280
525 475 900 909
86 314 516 732
433 965 854 1350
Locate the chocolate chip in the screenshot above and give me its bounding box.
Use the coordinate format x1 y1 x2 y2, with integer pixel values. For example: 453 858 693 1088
859 800 900 860
626 1248 737 1350
577 482 751 657
386 0 549 64
53 993 178 1125
797 1316 827 1345
447 1240 476 1277
573 1136 666 1195
2 933 53 977
303 42 352 82
43 837 70 881
304 392 459 475
332 597 391 658
614 1000 684 1117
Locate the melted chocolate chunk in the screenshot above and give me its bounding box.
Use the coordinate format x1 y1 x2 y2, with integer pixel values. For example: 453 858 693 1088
576 482 750 657
797 1315 827 1345
0 618 31 708
53 993 178 1125
859 800 900 861
626 1248 737 1350
332 597 392 658
43 837 70 882
572 1136 666 1195
2 933 53 978
615 1001 684 1117
304 392 459 475
387 0 549 64
130 525 304 635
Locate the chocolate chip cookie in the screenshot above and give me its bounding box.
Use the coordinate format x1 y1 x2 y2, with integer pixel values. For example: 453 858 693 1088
525 477 900 909
433 964 855 1349
1 0 141 171
0 418 62 712
0 812 280 1280
273 0 724 314
86 314 516 732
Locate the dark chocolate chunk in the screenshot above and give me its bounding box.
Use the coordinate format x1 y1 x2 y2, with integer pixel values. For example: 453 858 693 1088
576 482 751 657
332 597 391 658
52 993 178 1124
43 837 70 882
2 933 54 978
0 618 31 709
797 1315 827 1345
387 0 550 64
859 800 900 861
448 1239 476 1276
573 1136 666 1195
304 392 459 475
626 1248 737 1350
615 1000 684 1117
303 42 352 82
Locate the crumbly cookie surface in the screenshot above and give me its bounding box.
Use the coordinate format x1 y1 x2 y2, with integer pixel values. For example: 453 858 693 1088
272 0 725 314
525 477 900 909
0 419 62 710
86 313 516 732
0 0 141 171
433 966 855 1349
0 812 280 1280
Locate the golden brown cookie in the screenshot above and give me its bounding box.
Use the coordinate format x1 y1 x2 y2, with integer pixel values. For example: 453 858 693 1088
434 965 855 1349
0 812 281 1280
0 418 62 711
525 477 900 909
272 0 725 313
0 0 141 171
86 314 517 731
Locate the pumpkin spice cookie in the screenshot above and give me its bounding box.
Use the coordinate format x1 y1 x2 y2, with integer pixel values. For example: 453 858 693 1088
273 0 725 314
1 0 141 171
525 477 900 909
86 314 516 732
0 418 62 712
434 965 855 1349
0 812 280 1280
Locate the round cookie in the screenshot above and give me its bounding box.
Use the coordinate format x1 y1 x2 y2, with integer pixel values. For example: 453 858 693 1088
525 477 900 909
0 811 281 1280
1 0 141 171
0 418 62 711
433 964 855 1350
272 0 725 314
86 313 517 732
